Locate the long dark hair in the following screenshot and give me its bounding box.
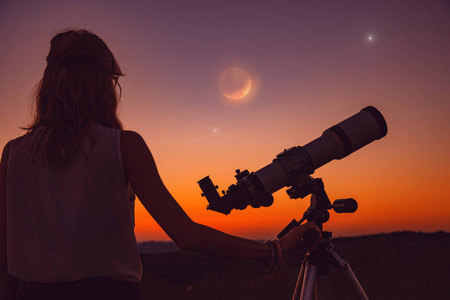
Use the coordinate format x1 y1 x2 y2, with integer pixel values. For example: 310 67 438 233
26 29 124 167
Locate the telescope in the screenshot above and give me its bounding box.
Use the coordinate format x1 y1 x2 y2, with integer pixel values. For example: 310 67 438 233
198 106 387 215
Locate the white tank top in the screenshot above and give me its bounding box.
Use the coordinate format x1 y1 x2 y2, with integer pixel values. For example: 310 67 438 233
6 124 142 283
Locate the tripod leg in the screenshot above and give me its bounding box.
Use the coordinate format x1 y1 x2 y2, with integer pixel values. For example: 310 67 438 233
299 262 317 300
292 257 307 300
328 246 369 300
314 275 329 300
339 262 369 300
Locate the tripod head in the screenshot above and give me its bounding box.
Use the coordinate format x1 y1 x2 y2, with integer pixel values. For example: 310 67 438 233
287 179 370 300
277 176 357 239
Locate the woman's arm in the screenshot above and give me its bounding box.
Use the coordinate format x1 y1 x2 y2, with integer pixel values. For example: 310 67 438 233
120 130 317 259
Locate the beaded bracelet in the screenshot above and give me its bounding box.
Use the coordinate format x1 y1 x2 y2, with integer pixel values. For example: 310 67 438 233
263 239 283 272
263 240 277 272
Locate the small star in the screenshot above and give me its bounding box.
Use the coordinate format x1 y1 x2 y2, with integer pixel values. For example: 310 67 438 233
213 128 218 133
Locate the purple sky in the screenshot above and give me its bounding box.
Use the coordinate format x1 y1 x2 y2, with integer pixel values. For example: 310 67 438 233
1 0 449 240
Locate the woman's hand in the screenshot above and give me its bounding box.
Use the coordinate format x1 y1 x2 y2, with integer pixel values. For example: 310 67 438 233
279 222 321 254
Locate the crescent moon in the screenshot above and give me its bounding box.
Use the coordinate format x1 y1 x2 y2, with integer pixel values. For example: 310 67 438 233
219 67 252 100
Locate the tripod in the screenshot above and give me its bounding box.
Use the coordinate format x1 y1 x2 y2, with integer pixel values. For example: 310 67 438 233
277 177 369 300
291 231 368 300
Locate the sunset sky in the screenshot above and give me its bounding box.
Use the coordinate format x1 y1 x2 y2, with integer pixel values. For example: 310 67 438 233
1 0 449 241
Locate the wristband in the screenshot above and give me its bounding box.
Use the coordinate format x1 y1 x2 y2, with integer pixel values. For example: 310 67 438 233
263 239 283 272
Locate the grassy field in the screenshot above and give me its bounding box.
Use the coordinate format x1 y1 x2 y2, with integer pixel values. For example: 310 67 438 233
139 231 450 300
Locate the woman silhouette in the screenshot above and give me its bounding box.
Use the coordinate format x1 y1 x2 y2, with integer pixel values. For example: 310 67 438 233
0 29 318 300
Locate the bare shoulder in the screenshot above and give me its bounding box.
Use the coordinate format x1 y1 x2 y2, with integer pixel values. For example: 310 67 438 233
119 130 161 194
120 130 149 152
120 130 154 166
120 130 145 144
